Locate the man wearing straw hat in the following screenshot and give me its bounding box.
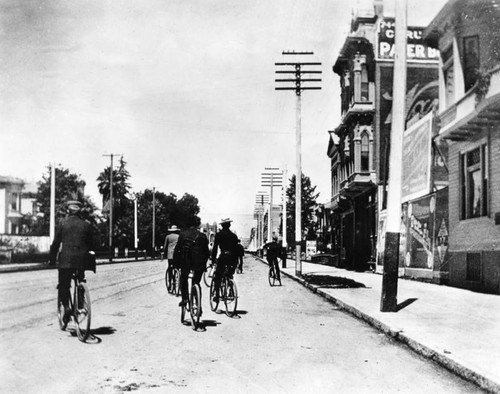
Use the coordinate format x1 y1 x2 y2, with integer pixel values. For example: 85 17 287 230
49 200 96 323
164 224 180 283
211 218 238 303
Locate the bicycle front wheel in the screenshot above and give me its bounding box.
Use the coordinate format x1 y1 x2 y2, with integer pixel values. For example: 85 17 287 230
189 284 202 330
75 283 92 342
224 278 238 317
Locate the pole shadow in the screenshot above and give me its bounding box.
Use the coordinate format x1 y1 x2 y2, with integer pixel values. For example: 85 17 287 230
395 298 418 312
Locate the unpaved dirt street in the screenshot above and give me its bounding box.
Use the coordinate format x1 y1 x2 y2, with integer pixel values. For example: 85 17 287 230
0 256 483 393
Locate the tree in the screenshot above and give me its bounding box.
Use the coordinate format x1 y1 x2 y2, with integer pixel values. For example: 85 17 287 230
285 173 319 247
32 165 100 235
97 157 132 248
134 190 201 254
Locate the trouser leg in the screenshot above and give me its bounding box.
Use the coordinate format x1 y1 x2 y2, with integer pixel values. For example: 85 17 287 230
274 259 281 280
180 266 190 302
58 269 72 308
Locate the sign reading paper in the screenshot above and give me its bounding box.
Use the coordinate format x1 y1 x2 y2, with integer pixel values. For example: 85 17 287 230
401 113 433 202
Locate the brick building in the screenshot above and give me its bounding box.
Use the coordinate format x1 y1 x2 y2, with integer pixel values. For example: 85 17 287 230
326 1 443 277
424 0 500 293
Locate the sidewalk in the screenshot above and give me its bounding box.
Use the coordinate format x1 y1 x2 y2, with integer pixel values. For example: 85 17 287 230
275 258 500 393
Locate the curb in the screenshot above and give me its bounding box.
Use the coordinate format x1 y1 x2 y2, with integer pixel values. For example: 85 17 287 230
256 256 499 393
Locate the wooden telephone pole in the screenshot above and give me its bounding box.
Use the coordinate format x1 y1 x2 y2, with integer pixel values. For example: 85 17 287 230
275 51 321 276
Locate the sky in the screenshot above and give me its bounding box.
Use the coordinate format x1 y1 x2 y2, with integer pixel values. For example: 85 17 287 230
0 0 447 238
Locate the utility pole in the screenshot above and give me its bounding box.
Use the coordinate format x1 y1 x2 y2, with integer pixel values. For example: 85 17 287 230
380 0 407 312
152 187 156 259
275 51 321 276
103 153 122 262
133 194 138 261
282 165 288 267
49 163 56 244
255 191 269 253
261 168 283 242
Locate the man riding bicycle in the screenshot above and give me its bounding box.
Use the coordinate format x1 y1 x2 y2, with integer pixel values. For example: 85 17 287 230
263 235 281 282
49 200 96 323
175 217 210 308
211 218 238 303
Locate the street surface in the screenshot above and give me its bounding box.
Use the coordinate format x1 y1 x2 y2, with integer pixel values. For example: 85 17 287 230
0 256 483 393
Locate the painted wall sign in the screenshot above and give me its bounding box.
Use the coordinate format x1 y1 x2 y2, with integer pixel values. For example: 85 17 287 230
377 18 439 61
402 113 433 202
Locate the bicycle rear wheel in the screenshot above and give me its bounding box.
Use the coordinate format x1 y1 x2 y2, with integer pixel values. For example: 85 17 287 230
268 267 276 287
74 283 92 342
165 269 172 293
189 284 202 330
224 278 238 317
209 279 219 311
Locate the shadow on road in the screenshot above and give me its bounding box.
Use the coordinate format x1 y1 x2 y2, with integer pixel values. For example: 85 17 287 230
90 326 117 335
396 298 418 312
302 274 367 289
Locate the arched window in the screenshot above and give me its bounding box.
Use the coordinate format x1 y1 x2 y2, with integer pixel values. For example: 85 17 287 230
361 133 369 171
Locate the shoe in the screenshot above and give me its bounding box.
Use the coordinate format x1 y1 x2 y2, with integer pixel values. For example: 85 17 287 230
212 296 219 304
178 300 187 307
63 307 72 323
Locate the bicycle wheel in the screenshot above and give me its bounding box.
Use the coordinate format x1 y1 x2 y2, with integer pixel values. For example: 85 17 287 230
202 266 211 287
189 284 202 330
268 267 276 287
209 279 219 311
74 283 92 342
165 269 173 293
224 278 238 317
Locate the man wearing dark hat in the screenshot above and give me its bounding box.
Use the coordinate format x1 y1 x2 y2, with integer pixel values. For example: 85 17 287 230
211 218 239 303
264 234 281 282
49 200 96 323
164 224 180 284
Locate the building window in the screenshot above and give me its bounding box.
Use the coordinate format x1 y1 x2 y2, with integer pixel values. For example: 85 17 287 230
332 168 338 196
442 45 454 107
463 36 479 92
361 65 369 101
361 133 369 171
10 193 18 211
460 144 488 219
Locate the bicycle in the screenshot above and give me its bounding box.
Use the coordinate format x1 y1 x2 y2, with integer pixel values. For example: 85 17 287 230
57 270 92 342
268 259 282 287
166 266 181 296
202 260 216 287
180 270 202 330
209 264 238 317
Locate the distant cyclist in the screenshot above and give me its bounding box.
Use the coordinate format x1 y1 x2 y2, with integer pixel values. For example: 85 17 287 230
263 235 281 282
211 218 238 303
175 217 210 308
236 239 245 273
163 224 180 284
49 200 96 323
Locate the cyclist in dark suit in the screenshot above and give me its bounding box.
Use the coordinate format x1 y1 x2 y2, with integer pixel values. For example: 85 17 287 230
263 235 281 281
49 200 96 323
211 218 238 302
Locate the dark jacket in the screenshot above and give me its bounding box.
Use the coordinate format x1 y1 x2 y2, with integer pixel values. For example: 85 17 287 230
49 214 95 270
175 227 210 271
211 227 239 262
264 241 281 261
